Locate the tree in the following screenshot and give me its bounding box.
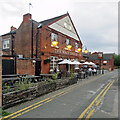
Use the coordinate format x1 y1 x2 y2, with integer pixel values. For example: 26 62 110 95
114 53 120 66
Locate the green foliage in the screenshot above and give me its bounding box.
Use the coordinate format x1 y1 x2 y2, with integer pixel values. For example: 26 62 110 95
70 69 75 79
114 54 120 66
51 73 58 80
15 78 33 91
49 79 53 83
3 83 10 94
0 108 11 117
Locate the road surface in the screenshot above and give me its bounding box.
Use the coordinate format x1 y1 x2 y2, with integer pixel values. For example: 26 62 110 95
3 69 118 119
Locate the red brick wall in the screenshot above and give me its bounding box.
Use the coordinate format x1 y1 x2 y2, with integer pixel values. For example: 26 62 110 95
15 21 32 58
17 59 35 75
37 26 82 74
37 27 82 56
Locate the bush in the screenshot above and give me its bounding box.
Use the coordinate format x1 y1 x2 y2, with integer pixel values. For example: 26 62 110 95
70 69 75 79
3 83 10 94
0 108 11 117
15 78 33 91
52 73 58 80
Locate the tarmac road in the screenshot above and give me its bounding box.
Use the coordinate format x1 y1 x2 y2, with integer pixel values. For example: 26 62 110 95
3 69 118 119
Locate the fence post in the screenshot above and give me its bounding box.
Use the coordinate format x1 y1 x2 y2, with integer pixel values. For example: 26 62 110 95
0 36 2 117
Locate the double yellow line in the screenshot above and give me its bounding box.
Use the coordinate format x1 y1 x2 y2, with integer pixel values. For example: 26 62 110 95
2 73 107 120
77 80 114 120
2 90 69 120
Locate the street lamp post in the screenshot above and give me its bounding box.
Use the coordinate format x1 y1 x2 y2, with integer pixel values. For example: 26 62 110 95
98 52 103 74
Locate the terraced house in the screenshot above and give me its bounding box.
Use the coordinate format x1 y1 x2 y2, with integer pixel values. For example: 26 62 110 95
1 13 83 75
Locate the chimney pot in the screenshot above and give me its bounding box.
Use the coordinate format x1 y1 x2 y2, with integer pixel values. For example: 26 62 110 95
11 26 16 31
23 13 32 22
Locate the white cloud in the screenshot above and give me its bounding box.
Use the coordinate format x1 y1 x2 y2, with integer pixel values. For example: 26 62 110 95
0 0 118 54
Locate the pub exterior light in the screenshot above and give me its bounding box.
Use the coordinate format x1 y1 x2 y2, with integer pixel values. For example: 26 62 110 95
84 49 88 54
52 41 58 47
67 45 72 50
77 48 82 52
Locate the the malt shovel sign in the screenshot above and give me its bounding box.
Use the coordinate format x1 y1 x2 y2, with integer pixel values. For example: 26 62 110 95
98 52 103 59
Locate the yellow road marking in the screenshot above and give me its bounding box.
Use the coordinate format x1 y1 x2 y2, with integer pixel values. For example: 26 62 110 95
96 98 102 106
77 80 112 119
8 98 54 120
95 80 114 107
85 108 95 119
2 91 65 119
102 80 114 98
3 73 108 119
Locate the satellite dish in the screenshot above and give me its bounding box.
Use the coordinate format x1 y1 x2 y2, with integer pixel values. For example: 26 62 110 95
38 24 42 28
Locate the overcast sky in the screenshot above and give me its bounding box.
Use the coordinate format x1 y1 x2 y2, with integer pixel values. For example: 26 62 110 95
0 0 118 54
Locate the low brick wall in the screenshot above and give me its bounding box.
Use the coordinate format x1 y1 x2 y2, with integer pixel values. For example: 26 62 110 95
2 77 77 109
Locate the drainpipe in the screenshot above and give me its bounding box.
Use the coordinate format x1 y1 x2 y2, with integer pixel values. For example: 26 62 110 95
31 20 33 58
36 24 42 58
11 33 14 56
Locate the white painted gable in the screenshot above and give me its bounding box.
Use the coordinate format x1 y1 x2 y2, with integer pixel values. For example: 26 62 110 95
48 16 80 41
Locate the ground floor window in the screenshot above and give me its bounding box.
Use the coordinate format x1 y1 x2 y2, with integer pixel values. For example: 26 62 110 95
75 59 79 69
50 56 59 72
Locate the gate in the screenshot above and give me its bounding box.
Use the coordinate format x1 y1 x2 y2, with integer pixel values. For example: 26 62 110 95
2 59 15 75
35 61 41 76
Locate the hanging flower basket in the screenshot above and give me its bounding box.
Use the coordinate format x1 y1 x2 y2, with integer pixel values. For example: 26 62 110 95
44 59 51 64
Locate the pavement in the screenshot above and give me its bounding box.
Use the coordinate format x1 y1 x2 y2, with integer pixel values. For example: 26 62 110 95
3 69 118 119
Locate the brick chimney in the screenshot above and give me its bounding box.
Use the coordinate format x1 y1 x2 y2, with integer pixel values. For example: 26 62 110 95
23 13 32 23
11 26 17 31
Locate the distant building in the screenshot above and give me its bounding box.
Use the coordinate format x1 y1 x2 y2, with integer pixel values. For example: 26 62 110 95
83 52 114 70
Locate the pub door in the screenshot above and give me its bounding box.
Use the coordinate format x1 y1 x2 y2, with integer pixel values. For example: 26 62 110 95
35 61 41 76
2 59 14 75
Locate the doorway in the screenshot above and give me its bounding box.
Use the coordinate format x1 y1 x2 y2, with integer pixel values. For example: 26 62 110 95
35 61 41 76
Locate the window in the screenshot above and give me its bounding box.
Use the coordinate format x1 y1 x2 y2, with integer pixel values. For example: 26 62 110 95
75 42 78 51
51 33 58 46
66 39 69 47
103 61 107 65
50 56 59 71
3 39 9 49
75 59 79 69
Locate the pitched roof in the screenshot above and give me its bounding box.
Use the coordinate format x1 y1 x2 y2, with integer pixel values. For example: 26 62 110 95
31 13 67 28
39 13 67 26
2 29 17 36
87 54 114 60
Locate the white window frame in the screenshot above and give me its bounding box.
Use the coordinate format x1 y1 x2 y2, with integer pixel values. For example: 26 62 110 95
50 56 59 71
75 59 79 69
75 42 78 51
3 39 10 49
51 33 58 47
66 39 69 46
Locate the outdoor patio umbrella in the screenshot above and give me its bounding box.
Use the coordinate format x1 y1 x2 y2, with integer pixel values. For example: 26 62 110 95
58 59 72 72
88 62 95 65
70 61 82 65
83 62 90 65
92 64 97 68
58 59 71 64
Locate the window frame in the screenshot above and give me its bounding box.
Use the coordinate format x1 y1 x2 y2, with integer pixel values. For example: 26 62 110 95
51 32 58 47
3 39 10 49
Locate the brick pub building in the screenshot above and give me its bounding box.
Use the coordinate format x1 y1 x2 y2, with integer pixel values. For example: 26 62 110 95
1 13 83 75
